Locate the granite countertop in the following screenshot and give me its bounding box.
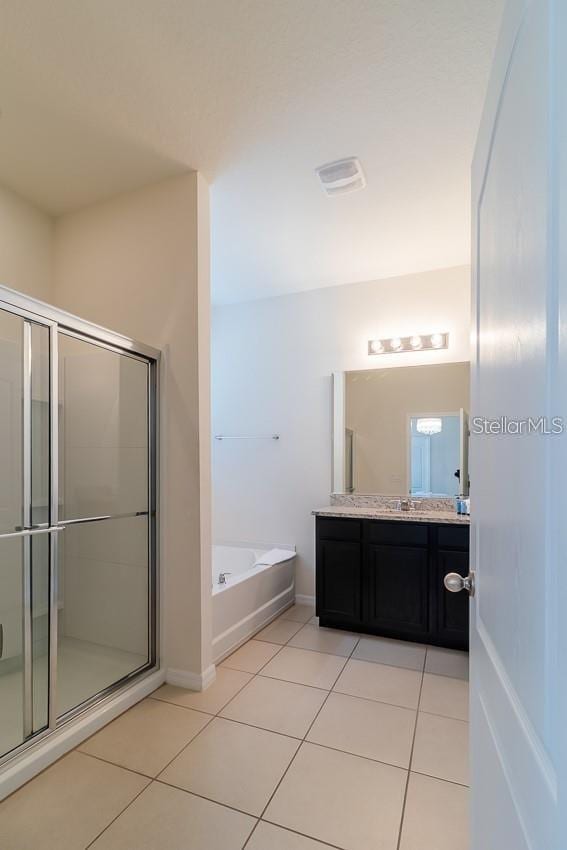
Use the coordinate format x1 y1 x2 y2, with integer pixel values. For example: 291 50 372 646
312 505 470 525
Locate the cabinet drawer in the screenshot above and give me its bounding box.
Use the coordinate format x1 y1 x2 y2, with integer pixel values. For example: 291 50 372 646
317 517 362 541
365 520 428 547
437 525 469 550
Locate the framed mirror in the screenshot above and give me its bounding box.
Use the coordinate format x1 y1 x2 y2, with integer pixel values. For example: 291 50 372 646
332 362 470 497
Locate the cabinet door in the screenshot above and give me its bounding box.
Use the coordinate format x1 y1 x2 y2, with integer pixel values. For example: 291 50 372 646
363 544 429 638
316 540 361 624
435 549 469 649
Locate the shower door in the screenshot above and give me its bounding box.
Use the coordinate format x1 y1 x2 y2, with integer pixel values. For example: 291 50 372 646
56 332 156 718
0 305 53 761
0 288 158 765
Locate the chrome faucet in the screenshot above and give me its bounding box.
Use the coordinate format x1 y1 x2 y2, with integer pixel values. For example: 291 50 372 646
388 498 417 512
218 571 232 585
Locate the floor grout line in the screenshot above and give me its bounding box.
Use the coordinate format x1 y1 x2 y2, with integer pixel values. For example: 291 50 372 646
78 663 270 848
331 685 421 713
84 777 150 849
242 632 361 848
297 738 409 772
85 626 467 824
409 769 470 789
215 713 305 743
154 776 265 819
75 608 310 850
77 748 156 781
258 818 346 850
221 640 287 676
257 671 344 692
146 695 217 717
82 735 469 848
77 614 317 816
6 619 468 850
396 658 426 850
257 642 356 658
151 682 253 782
418 708 469 723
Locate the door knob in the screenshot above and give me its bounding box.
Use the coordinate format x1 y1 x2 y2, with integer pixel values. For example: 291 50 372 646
444 571 475 597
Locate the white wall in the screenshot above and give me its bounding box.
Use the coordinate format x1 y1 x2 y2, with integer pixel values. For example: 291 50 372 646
212 265 470 596
53 173 213 681
0 184 53 301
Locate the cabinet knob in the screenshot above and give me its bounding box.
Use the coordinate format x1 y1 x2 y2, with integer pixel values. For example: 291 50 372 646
444 571 475 597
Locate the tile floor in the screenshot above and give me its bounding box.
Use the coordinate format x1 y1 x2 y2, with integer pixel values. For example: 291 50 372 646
0 604 469 850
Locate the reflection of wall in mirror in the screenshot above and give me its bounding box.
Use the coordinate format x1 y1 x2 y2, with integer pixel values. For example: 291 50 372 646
344 428 355 492
344 362 469 495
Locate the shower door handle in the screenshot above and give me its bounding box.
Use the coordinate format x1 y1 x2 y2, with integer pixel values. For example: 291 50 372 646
0 623 3 659
3 525 65 540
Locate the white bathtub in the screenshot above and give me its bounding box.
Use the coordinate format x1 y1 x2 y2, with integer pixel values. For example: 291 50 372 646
212 543 296 662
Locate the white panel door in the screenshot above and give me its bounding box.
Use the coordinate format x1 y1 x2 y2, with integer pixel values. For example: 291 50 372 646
470 1 567 848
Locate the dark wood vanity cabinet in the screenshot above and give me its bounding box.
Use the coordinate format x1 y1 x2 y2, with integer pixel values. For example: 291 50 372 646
364 544 430 636
316 539 362 625
316 516 469 650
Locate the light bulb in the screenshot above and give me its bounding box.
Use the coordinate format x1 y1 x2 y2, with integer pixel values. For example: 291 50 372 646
430 333 444 348
410 335 422 349
369 339 384 354
390 337 402 351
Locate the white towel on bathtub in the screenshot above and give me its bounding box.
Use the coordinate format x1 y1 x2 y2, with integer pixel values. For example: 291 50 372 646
253 548 295 567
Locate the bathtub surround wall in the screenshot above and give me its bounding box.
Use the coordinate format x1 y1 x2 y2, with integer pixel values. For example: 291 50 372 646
212 266 471 597
53 173 214 688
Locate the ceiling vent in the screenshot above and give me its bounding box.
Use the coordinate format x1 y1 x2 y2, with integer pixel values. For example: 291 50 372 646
315 157 366 196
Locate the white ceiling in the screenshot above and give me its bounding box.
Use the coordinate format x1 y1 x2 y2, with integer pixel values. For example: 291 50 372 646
0 0 503 303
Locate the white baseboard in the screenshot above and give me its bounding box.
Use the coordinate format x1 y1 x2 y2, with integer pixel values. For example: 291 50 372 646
295 594 315 606
0 668 165 802
166 664 216 691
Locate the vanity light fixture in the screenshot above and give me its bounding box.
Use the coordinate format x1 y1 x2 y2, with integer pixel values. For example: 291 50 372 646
367 332 449 356
416 417 443 436
369 339 384 354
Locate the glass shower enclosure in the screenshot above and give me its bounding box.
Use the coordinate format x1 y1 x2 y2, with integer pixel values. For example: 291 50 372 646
0 286 158 766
